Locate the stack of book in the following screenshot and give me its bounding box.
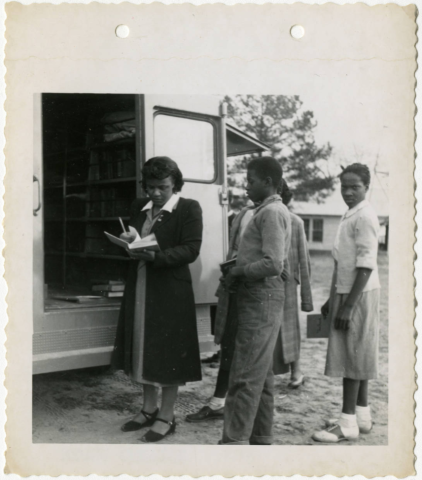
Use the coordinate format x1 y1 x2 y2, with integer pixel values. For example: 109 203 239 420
91 279 125 298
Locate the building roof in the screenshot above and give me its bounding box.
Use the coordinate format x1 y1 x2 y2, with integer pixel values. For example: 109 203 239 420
229 174 389 220
291 181 389 218
291 194 346 217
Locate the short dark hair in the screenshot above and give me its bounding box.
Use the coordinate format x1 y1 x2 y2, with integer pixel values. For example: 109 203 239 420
340 163 371 186
141 156 184 192
278 178 293 206
247 157 283 189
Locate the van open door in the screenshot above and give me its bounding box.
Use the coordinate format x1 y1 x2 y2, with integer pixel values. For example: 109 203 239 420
141 95 270 350
33 93 269 374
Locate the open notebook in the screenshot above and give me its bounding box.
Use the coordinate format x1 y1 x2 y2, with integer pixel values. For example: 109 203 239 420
104 226 160 252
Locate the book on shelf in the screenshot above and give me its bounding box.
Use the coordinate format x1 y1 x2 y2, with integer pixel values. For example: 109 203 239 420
92 284 125 292
100 151 114 180
90 279 125 286
104 227 160 252
89 151 100 181
101 291 124 298
50 294 104 303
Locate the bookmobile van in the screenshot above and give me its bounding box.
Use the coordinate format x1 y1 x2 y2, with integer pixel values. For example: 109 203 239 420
33 94 269 374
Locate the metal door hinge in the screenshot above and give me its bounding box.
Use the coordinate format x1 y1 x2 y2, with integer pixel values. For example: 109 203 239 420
219 189 229 206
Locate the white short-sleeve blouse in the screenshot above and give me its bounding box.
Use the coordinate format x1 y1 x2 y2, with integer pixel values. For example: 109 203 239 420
332 199 381 294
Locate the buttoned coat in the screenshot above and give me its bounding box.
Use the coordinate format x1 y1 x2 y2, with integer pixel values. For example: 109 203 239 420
112 197 203 384
273 212 313 372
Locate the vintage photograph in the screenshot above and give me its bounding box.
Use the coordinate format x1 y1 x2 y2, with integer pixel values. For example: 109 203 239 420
4 2 416 476
32 92 389 446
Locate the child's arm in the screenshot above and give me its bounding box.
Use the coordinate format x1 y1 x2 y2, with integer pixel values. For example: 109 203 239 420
335 212 378 330
335 268 372 330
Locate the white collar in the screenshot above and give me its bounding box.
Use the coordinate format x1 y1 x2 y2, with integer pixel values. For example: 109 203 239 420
141 193 180 213
343 199 369 219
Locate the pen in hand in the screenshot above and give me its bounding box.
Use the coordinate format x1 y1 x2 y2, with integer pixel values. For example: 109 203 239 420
119 218 136 244
119 217 127 233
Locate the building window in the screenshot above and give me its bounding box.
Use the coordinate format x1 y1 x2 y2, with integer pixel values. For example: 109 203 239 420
312 219 324 242
300 217 324 243
303 218 310 241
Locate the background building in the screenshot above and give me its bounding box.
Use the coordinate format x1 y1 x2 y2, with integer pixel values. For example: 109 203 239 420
292 176 389 252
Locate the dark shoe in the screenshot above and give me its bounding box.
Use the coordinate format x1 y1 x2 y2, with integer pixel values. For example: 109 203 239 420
201 352 220 364
140 417 176 443
186 406 224 423
288 375 305 389
121 408 159 432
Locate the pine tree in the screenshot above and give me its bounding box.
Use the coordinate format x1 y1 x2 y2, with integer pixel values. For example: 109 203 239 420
224 95 336 204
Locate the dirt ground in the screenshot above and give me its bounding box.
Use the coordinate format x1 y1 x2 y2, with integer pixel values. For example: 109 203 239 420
33 251 388 445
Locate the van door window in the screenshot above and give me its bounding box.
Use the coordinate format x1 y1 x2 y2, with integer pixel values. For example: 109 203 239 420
154 114 216 182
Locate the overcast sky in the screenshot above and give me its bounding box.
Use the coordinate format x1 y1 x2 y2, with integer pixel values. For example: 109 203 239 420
297 89 390 216
290 62 396 216
298 90 391 175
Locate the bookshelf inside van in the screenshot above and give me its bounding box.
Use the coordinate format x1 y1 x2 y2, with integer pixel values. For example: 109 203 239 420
42 94 139 310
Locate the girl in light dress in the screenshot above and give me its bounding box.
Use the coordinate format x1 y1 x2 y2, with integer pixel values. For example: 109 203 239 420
313 163 381 443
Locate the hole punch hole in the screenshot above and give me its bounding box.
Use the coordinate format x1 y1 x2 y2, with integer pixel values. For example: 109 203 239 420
115 25 130 39
290 25 305 40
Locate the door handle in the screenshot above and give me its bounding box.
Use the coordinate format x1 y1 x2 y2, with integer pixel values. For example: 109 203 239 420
33 175 41 216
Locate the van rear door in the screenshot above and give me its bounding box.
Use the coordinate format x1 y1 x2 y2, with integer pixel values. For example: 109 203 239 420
141 95 228 305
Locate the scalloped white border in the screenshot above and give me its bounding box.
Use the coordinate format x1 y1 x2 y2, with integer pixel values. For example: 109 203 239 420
0 1 418 480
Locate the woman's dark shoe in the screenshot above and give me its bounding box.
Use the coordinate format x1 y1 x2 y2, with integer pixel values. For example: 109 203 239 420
121 408 159 432
288 375 305 389
140 417 176 443
201 352 220 364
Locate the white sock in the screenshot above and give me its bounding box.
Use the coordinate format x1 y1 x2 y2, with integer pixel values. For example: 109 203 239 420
356 405 372 428
337 413 359 438
208 396 225 410
356 405 371 420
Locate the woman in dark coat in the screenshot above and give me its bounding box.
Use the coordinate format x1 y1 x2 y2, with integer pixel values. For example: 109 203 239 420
112 156 203 443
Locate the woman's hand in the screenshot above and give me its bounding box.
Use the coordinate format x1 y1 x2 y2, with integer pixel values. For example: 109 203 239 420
334 303 353 330
321 299 330 318
127 249 156 262
120 232 137 243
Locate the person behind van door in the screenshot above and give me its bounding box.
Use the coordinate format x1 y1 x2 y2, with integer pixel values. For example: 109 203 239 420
201 207 239 366
219 157 291 445
186 201 256 423
272 179 313 387
312 163 380 443
112 156 203 443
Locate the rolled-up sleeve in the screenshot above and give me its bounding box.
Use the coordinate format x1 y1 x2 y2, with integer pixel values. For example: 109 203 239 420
243 209 286 280
355 214 379 270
